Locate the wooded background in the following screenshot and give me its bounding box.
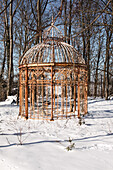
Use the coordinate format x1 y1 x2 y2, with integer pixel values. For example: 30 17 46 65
0 0 113 101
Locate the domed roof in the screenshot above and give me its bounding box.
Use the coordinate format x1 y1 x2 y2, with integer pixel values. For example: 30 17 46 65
19 23 85 65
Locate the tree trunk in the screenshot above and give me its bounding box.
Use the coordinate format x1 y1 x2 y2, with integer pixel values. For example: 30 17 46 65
68 0 72 44
94 35 101 98
87 28 90 96
36 0 42 43
7 0 13 96
102 55 107 97
105 31 110 99
80 1 86 62
0 33 6 78
64 0 67 43
4 0 10 78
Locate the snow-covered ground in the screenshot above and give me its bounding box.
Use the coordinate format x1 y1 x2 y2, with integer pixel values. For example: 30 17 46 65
0 97 113 170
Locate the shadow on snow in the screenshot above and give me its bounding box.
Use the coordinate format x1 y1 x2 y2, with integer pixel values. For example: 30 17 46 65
0 133 113 148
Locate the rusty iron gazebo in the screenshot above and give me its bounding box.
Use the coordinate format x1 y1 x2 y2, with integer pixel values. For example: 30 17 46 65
19 22 88 120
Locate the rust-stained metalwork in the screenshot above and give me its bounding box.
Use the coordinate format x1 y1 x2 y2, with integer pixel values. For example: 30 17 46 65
25 67 28 119
19 22 88 120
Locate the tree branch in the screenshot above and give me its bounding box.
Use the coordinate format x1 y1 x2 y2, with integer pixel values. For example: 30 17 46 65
0 0 14 15
72 0 111 38
12 0 23 17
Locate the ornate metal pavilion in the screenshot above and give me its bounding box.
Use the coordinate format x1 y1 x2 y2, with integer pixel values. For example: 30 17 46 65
19 22 88 120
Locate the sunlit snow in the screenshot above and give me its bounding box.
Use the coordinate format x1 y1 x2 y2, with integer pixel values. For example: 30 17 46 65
0 97 113 170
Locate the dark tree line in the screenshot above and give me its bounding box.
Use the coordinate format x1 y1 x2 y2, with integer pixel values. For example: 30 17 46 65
0 0 113 101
